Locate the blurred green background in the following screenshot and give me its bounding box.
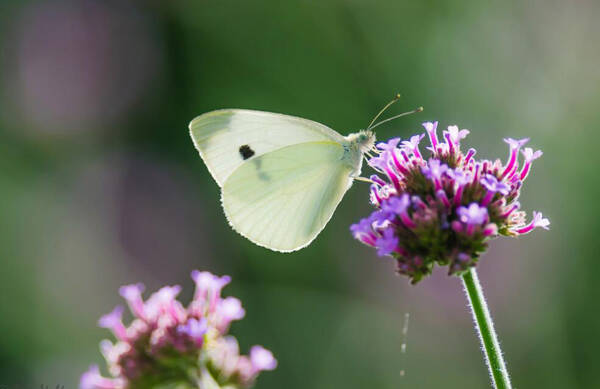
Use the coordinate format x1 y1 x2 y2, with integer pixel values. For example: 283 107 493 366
0 0 598 388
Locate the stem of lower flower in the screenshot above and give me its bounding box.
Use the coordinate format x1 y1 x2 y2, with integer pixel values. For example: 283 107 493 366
461 268 512 389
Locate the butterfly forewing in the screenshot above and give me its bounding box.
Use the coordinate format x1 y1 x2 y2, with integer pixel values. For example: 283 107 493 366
221 141 355 252
189 109 345 186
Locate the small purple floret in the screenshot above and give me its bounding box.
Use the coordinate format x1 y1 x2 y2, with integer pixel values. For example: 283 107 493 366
401 134 425 158
367 153 391 171
215 297 246 332
519 147 543 180
423 121 440 154
457 203 488 225
504 138 530 150
98 306 127 341
480 174 510 195
376 137 401 151
516 211 550 234
381 194 410 215
422 159 448 180
177 318 208 345
80 365 122 389
375 228 399 256
446 125 470 144
119 283 146 320
250 345 278 372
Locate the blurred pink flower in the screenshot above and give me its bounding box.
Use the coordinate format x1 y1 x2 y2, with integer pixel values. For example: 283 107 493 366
81 271 276 389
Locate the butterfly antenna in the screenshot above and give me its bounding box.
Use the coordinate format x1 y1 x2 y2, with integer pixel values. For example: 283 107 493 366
367 93 402 130
368 106 424 132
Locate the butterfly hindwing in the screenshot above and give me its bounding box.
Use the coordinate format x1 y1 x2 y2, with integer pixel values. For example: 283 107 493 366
221 141 355 252
189 109 345 186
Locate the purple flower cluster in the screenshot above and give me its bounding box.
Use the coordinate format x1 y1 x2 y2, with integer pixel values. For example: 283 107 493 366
351 122 549 283
81 271 276 389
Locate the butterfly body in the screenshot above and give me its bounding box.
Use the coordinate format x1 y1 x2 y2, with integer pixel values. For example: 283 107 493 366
342 130 376 175
189 109 375 252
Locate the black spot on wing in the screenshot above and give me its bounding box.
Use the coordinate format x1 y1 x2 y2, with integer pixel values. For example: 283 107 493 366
239 145 255 160
239 144 269 181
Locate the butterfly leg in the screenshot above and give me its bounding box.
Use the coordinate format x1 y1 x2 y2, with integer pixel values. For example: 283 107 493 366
354 176 375 184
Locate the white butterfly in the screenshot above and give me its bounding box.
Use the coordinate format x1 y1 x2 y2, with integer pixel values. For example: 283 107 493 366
189 103 420 252
189 109 375 252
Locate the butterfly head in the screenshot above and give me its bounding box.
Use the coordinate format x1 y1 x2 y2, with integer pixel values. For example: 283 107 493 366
347 130 376 154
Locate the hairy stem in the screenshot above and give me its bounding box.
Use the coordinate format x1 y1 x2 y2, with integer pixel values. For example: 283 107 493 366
462 268 512 389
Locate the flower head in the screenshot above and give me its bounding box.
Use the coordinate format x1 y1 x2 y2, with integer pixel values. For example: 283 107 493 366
80 271 276 389
351 122 549 282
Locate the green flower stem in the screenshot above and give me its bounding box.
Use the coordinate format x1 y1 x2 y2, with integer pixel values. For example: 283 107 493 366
461 268 512 389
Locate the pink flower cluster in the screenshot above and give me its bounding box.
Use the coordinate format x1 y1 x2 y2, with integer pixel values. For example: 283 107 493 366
351 122 549 282
80 271 276 389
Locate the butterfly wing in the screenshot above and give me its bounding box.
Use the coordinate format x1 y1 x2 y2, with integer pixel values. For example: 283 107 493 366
189 109 345 186
221 141 356 252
